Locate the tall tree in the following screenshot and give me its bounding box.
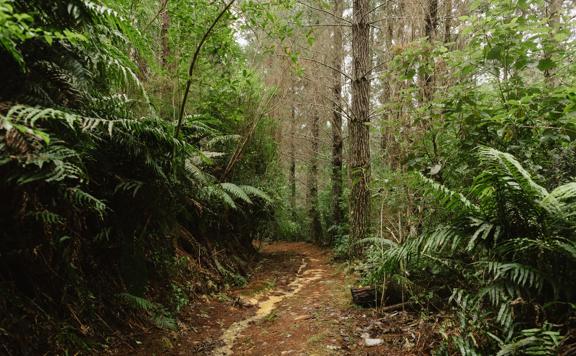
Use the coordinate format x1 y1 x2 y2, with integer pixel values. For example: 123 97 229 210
444 0 453 43
330 0 344 240
308 112 323 242
377 2 393 158
422 0 438 102
349 0 371 254
544 0 562 86
160 0 170 67
289 101 297 213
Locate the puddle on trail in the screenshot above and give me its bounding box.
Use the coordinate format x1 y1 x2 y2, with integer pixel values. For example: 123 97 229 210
211 259 324 355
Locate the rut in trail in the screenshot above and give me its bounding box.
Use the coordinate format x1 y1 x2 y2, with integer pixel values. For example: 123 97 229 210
215 242 347 356
206 242 436 356
212 261 324 355
128 242 440 355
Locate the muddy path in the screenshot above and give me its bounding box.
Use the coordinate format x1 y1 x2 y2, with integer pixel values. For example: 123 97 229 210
122 242 440 355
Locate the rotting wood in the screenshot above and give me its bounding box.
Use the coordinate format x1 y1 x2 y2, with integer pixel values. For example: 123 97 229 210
351 287 381 307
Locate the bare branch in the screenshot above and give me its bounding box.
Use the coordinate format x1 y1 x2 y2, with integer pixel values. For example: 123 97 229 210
361 0 393 22
296 0 352 24
278 54 353 82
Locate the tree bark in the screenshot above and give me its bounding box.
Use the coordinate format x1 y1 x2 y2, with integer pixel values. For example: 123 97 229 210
443 0 452 44
422 0 438 103
349 0 372 255
544 0 562 86
308 114 323 243
289 104 297 213
379 3 393 159
331 0 344 241
160 0 170 67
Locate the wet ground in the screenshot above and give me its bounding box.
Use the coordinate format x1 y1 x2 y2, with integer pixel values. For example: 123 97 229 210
119 242 442 355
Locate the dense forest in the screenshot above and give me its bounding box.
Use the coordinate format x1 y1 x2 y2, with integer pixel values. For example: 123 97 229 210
1 0 575 354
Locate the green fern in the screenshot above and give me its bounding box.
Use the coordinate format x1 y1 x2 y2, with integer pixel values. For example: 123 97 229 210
65 187 106 218
496 323 562 356
239 185 273 204
376 147 576 353
417 172 478 214
220 182 253 204
117 293 177 331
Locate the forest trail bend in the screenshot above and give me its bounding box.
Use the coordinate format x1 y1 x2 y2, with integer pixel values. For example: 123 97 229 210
128 242 434 355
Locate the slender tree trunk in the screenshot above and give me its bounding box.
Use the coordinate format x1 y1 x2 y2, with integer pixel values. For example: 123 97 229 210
308 114 323 243
349 0 372 255
331 0 344 241
379 5 393 159
422 0 438 103
289 105 297 213
160 0 170 67
424 0 438 40
544 0 562 86
444 0 452 44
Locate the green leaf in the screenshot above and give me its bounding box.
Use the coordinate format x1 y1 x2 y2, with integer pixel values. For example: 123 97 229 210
537 58 556 71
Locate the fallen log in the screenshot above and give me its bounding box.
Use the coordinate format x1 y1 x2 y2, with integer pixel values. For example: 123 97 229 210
351 287 381 307
379 301 414 312
351 285 408 308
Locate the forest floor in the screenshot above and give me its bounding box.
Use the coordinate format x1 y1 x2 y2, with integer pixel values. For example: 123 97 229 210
118 242 444 355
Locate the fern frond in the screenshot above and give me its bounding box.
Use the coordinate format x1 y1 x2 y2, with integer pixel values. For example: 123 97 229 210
184 159 210 184
65 187 106 218
417 173 478 214
482 261 544 290
540 182 576 221
239 185 273 204
117 293 155 311
114 179 144 198
116 293 177 330
152 314 177 330
220 182 252 204
497 324 562 356
26 210 65 226
478 146 548 200
420 226 464 254
204 185 237 209
467 218 500 250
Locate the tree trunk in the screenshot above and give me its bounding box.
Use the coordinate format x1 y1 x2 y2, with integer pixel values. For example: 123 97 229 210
308 115 323 243
160 0 170 67
544 0 562 86
289 104 297 213
443 0 452 44
349 0 372 255
379 4 393 159
422 0 438 103
331 0 344 241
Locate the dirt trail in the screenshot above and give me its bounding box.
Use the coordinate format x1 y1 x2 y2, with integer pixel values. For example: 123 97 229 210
125 242 438 355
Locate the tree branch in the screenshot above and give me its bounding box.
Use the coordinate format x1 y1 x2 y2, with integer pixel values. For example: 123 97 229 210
296 0 351 24
361 0 392 22
174 0 236 138
143 0 169 31
279 54 353 82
